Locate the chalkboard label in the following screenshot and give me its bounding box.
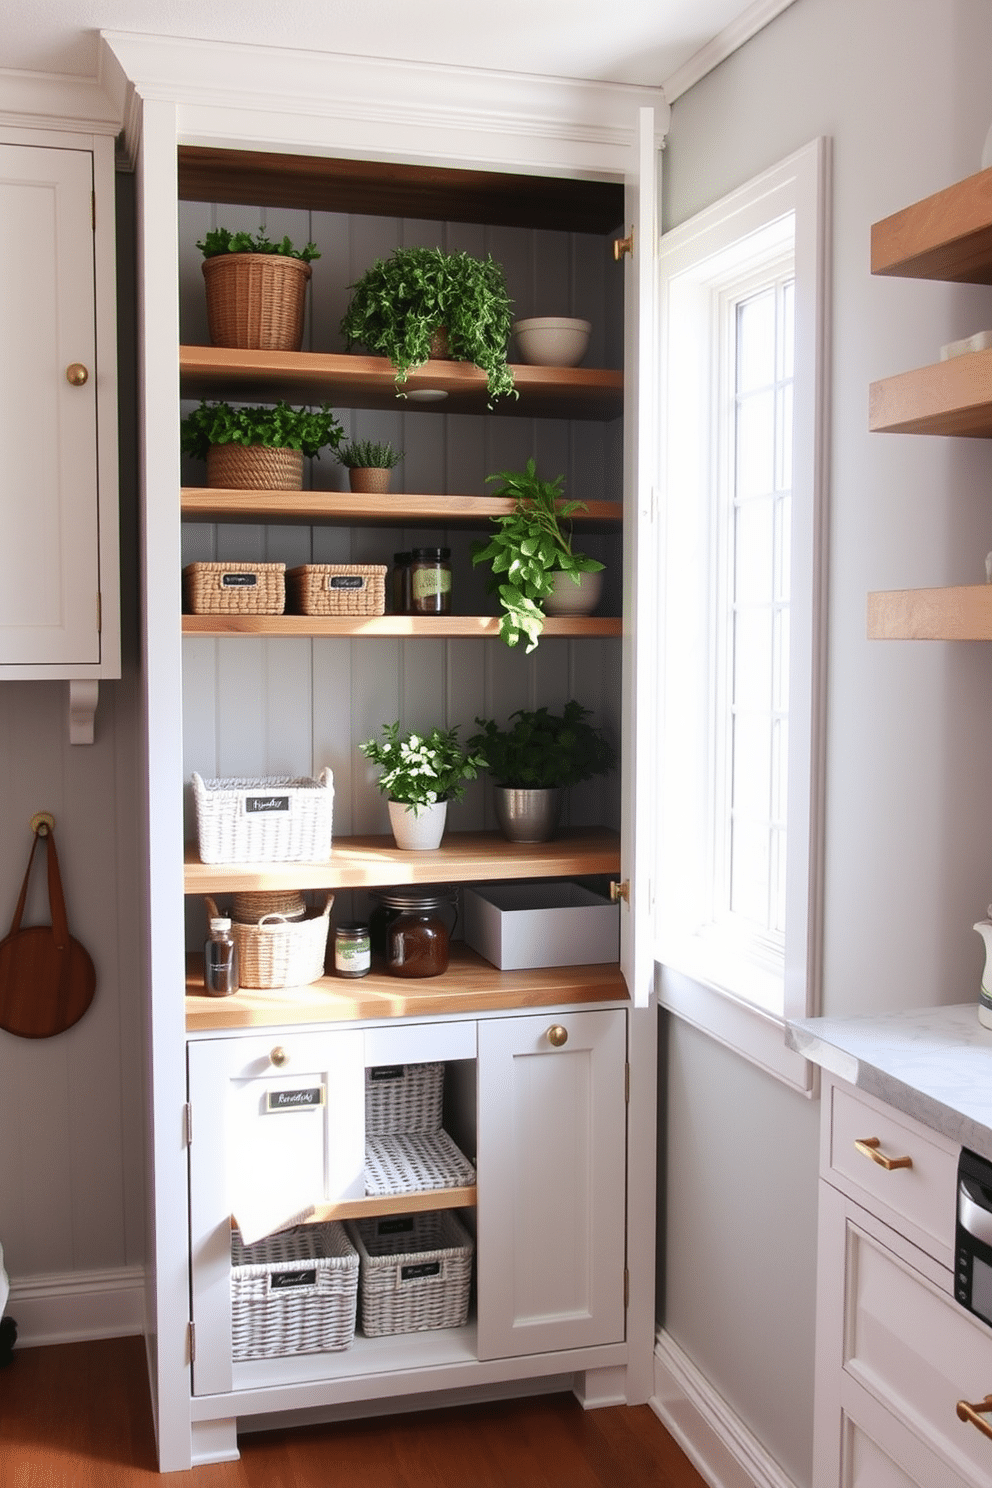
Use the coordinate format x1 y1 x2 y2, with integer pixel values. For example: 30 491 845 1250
266 1086 324 1113
221 572 258 587
376 1216 416 1236
328 574 365 590
368 1065 404 1082
270 1268 317 1290
245 794 290 814
401 1261 442 1281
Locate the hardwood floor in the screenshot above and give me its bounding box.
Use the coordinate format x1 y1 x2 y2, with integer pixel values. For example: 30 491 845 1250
0 1335 709 1486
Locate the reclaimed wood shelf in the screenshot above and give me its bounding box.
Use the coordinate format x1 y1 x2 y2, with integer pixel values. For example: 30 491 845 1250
871 163 992 282
182 613 621 639
180 345 623 420
869 349 992 437
185 941 626 1031
184 826 620 895
868 585 992 641
181 488 623 529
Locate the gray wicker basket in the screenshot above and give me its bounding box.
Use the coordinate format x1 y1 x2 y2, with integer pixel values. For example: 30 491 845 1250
349 1210 474 1337
364 1130 476 1197
365 1062 444 1136
230 1223 358 1360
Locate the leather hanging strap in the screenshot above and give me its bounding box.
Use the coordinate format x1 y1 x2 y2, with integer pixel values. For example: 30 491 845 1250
0 826 96 1039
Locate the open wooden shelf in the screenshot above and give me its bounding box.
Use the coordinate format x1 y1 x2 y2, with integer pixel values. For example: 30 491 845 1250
868 585 992 641
181 488 623 529
180 345 623 421
185 940 626 1030
184 826 621 895
869 348 992 436
871 163 992 282
182 612 621 639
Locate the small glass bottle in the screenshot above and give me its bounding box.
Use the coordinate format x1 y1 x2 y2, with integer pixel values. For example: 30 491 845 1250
391 551 412 614
334 922 371 978
204 916 239 996
410 546 452 614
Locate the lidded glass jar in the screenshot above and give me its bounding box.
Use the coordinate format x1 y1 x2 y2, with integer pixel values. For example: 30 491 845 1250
369 885 458 979
410 546 452 614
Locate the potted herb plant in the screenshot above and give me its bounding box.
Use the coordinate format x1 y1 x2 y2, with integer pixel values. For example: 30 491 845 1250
470 459 605 651
359 721 487 850
180 400 344 491
336 439 403 495
197 227 321 352
340 246 516 407
468 701 616 842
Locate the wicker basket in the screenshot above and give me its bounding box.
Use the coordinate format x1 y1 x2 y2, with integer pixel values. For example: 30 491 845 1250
202 253 312 352
287 565 387 617
218 894 333 989
349 1210 473 1337
206 444 304 491
192 769 333 864
183 561 286 616
230 1223 358 1360
364 1130 476 1197
232 889 306 923
365 1063 444 1137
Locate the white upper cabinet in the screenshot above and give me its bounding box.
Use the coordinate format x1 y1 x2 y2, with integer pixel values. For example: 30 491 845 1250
0 135 119 682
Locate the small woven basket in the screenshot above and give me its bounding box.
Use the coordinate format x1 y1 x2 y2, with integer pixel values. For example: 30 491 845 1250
230 1223 358 1360
234 896 333 989
364 1130 477 1197
202 253 312 352
206 444 304 491
232 889 306 923
348 1210 474 1337
287 565 387 617
183 562 286 616
365 1063 444 1137
192 769 333 864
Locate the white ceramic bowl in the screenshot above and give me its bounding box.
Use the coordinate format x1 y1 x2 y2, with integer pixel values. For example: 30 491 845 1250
512 316 591 368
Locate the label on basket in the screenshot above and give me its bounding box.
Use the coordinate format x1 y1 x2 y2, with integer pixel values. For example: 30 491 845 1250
327 575 365 590
243 794 291 815
376 1216 416 1236
266 1086 325 1113
270 1269 317 1290
221 573 258 587
400 1261 442 1282
368 1065 404 1082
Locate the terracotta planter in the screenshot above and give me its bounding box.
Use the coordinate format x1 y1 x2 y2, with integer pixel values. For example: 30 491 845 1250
206 444 304 491
201 253 311 351
349 467 392 494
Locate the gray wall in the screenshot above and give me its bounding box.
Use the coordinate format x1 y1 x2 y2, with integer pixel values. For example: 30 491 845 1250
659 1 992 1484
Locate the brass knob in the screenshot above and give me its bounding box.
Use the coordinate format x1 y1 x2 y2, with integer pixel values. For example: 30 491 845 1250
613 230 634 262
270 1046 288 1067
65 363 89 386
547 1025 568 1048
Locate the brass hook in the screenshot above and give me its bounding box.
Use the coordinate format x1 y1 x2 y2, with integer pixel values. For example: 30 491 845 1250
30 812 55 837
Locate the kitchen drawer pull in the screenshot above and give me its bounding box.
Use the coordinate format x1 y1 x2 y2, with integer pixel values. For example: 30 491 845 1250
854 1136 913 1171
956 1394 992 1441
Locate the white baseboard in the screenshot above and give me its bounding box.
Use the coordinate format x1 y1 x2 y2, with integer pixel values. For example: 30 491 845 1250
652 1330 798 1488
6 1265 145 1347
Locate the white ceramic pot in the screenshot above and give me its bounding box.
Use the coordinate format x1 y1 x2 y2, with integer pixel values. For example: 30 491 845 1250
388 799 447 851
543 568 603 617
512 316 591 367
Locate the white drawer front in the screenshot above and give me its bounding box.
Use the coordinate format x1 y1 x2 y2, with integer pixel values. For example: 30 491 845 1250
828 1083 957 1265
846 1221 992 1486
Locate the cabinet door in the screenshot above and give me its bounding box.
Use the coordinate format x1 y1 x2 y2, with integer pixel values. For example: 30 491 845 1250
0 143 102 666
187 1029 365 1396
476 1008 626 1359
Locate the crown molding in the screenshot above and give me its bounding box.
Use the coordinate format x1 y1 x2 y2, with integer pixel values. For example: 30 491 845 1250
663 0 798 104
0 67 121 136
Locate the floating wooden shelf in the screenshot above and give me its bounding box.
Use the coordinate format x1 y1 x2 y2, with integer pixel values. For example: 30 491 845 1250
180 345 623 421
871 163 992 282
185 941 626 1031
180 488 623 530
182 613 621 639
867 585 992 640
184 826 620 896
869 349 992 437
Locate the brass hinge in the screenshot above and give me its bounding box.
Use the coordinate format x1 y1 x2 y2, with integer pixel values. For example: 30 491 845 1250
184 1103 192 1146
187 1321 195 1363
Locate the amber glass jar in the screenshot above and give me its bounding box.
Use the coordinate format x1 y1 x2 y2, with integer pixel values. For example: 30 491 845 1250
369 886 457 978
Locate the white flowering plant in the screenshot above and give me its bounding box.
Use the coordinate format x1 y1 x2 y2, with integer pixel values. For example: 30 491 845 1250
359 722 487 815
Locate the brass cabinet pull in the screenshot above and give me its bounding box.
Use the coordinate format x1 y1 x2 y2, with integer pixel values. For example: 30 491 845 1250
613 230 634 261
956 1395 992 1441
269 1045 288 1067
854 1136 913 1171
65 362 89 386
547 1025 568 1048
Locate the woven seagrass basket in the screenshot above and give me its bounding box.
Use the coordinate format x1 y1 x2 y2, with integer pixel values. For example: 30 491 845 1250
232 889 306 923
348 1210 473 1337
287 564 387 617
206 444 304 491
226 894 333 989
230 1223 358 1359
182 561 286 615
202 253 311 351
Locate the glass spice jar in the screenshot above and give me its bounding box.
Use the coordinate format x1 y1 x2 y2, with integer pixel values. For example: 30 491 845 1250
410 546 452 614
334 922 371 978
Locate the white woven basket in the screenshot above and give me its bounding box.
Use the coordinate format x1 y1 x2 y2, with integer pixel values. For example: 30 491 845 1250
365 1063 444 1137
230 1222 358 1359
192 769 333 863
364 1130 476 1197
349 1210 474 1337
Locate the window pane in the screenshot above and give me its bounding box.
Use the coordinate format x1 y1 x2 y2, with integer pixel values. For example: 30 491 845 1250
738 290 775 392
730 818 770 923
733 607 773 710
732 710 772 821
737 389 775 497
735 497 774 604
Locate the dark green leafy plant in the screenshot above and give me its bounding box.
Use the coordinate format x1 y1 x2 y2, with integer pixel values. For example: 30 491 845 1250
340 246 516 406
180 401 344 461
470 459 605 651
359 722 487 814
468 701 615 790
196 227 320 263
336 439 403 470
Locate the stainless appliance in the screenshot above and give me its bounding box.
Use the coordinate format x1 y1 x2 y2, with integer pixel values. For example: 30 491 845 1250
955 1146 992 1325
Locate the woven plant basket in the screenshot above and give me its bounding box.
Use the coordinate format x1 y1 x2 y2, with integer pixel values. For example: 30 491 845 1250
348 1210 474 1337
230 1223 358 1360
206 444 304 491
287 564 387 617
182 561 286 616
202 253 312 351
348 468 392 494
229 894 333 989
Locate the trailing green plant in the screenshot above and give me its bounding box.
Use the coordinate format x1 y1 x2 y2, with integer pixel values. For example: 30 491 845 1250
340 246 516 407
468 701 615 790
196 227 320 262
180 401 344 462
336 439 403 470
359 722 487 814
470 458 605 651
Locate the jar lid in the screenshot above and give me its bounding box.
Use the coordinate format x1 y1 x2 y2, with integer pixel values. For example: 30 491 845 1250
336 921 369 935
411 547 451 560
371 884 457 910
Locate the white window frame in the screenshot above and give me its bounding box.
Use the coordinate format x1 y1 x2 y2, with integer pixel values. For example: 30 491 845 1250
654 138 830 1094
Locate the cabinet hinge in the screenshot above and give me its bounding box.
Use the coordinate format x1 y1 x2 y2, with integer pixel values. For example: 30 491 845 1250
187 1320 195 1363
625 1062 630 1103
184 1102 192 1146
96 592 102 634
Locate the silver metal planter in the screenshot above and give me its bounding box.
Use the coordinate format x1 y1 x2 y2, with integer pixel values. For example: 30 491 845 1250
493 786 562 843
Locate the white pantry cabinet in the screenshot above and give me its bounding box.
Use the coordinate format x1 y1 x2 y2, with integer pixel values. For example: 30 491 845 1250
0 131 120 705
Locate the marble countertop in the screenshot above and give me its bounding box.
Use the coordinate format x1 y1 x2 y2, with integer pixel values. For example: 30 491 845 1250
787 1005 992 1161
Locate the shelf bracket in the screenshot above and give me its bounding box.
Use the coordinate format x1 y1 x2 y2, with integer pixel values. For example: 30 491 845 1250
68 680 99 745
